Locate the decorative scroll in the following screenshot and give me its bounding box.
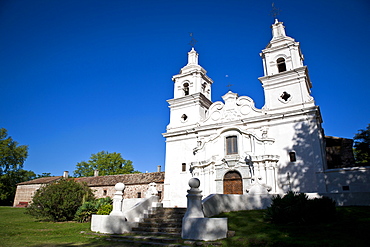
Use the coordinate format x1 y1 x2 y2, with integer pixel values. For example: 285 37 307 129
203 92 262 124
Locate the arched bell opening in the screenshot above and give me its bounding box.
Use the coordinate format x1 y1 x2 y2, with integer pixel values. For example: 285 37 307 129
277 57 287 73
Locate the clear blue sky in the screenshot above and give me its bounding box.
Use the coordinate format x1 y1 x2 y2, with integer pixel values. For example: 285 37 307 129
1 0 369 176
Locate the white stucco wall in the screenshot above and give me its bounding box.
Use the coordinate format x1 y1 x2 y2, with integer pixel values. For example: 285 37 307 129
323 166 370 193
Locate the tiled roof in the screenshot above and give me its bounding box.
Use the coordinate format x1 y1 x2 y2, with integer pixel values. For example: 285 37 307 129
16 172 165 187
17 176 63 185
75 172 165 186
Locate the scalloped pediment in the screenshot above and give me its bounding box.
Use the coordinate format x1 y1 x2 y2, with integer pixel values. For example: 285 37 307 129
203 91 262 124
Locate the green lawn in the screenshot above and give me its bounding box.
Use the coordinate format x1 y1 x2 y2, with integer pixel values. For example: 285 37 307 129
1 206 369 246
0 207 128 247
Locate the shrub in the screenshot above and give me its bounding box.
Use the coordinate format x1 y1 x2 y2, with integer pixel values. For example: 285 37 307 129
97 204 113 215
308 196 337 223
73 201 96 223
265 191 336 225
26 179 94 222
74 197 112 222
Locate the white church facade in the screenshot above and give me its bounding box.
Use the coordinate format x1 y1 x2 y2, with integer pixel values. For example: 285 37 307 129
162 19 350 208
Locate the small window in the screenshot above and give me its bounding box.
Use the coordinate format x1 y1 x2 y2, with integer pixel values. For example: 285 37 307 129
277 58 286 72
137 192 142 198
342 185 350 191
181 114 188 122
158 191 162 199
289 151 296 162
281 91 291 101
226 136 238 155
103 190 107 196
182 163 186 172
183 83 189 96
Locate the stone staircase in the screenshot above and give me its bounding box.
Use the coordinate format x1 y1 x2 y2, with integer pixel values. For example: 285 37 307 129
85 207 223 246
132 207 186 235
99 207 188 246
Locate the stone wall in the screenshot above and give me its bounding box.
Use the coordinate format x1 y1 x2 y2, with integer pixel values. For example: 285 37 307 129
13 184 42 207
13 176 63 207
90 183 164 200
13 172 165 207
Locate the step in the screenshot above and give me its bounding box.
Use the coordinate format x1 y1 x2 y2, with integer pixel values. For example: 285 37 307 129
146 215 184 221
155 208 187 213
136 222 182 228
149 209 186 216
132 226 182 233
143 217 183 223
130 231 181 238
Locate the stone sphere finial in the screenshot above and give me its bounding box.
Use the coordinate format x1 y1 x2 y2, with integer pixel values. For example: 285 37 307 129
188 178 200 188
115 182 125 191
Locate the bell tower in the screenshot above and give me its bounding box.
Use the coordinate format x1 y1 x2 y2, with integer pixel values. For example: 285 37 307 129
166 48 213 131
259 19 315 112
162 48 213 207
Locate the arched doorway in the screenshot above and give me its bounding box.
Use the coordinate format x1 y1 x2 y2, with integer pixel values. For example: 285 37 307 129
223 171 243 194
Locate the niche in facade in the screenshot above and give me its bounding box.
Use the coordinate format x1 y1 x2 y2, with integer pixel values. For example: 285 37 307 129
289 151 296 162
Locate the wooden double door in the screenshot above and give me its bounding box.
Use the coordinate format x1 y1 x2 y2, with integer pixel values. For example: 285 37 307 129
223 171 243 194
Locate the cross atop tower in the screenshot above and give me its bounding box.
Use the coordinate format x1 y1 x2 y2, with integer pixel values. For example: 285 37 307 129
189 33 198 47
270 2 281 19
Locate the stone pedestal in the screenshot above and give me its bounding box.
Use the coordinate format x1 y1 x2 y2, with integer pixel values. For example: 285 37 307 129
182 178 228 241
184 178 204 218
110 182 125 216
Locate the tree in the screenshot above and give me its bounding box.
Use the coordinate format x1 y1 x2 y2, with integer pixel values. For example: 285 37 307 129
73 151 139 177
0 128 29 205
0 169 37 205
36 172 52 178
353 124 370 166
0 128 28 175
26 179 94 222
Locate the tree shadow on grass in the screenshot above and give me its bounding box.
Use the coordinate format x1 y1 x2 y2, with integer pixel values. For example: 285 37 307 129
217 207 370 247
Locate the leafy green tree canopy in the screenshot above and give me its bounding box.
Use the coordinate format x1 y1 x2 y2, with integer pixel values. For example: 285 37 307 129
73 151 139 177
0 128 28 175
36 172 52 178
0 128 29 205
0 169 36 205
353 123 370 166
